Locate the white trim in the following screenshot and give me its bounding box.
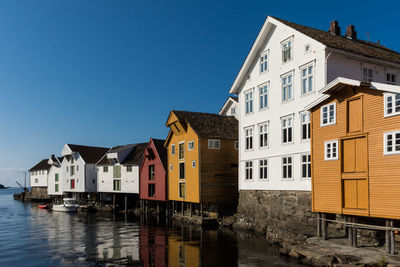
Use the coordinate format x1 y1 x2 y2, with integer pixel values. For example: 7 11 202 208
281 154 294 180
324 140 339 160
259 49 269 74
300 62 315 95
244 88 254 115
383 130 400 155
300 153 311 179
188 141 195 151
320 102 336 127
281 71 294 102
258 158 268 180
281 114 294 145
383 93 400 118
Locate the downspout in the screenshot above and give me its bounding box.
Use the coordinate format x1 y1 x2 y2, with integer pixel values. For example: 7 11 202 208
325 48 333 85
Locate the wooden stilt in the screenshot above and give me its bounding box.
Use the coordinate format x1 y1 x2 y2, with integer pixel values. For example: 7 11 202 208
343 215 348 238
317 213 321 237
190 203 192 217
322 213 327 240
113 193 116 211
352 226 357 247
200 203 203 220
182 202 184 216
348 225 353 246
157 201 160 214
386 220 391 254
124 194 128 213
390 220 395 255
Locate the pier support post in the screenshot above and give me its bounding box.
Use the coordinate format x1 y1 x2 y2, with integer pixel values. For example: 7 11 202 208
390 220 395 254
386 220 391 254
200 203 203 220
125 194 128 213
321 213 327 240
113 193 116 211
190 203 192 217
352 217 357 248
317 213 321 237
182 202 184 216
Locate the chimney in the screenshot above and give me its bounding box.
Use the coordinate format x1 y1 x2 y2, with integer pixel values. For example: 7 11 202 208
345 25 357 40
329 20 341 36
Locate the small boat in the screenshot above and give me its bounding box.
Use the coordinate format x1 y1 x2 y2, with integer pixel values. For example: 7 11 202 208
38 204 49 209
52 198 79 212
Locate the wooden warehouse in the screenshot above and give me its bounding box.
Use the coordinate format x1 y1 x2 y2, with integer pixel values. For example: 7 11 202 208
165 110 238 218
307 77 400 252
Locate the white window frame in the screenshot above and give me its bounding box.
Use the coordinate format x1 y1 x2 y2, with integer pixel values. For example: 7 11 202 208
245 89 254 114
281 115 294 144
208 139 220 149
258 82 269 110
384 130 400 155
300 63 314 95
300 112 310 141
384 93 400 117
188 141 195 151
321 102 336 126
362 67 373 82
230 107 236 115
304 43 311 54
282 155 293 179
244 126 254 151
386 73 397 85
259 159 268 180
171 144 176 155
281 72 293 102
245 161 253 180
258 122 269 148
260 50 269 73
301 153 311 179
282 38 293 63
324 140 339 160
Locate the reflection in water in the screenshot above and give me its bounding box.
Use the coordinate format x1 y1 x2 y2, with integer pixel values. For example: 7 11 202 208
0 189 302 267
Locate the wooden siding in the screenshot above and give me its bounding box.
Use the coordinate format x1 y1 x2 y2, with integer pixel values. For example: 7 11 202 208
312 86 400 220
200 138 238 204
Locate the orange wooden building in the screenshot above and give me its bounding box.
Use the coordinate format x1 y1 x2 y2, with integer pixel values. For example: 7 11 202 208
307 77 400 250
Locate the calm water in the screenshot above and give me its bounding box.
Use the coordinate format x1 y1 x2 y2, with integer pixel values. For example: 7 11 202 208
0 188 302 267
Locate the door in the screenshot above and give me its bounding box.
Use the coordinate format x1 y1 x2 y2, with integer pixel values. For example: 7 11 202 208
347 97 362 134
341 136 368 211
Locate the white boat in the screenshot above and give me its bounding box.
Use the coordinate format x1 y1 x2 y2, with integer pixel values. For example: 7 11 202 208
52 198 79 212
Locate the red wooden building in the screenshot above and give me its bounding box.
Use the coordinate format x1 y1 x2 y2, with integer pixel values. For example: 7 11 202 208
140 138 167 212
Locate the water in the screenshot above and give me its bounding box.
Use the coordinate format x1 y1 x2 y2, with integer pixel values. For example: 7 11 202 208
0 188 302 267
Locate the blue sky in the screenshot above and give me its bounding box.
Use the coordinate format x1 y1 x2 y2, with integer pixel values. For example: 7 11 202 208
0 0 398 186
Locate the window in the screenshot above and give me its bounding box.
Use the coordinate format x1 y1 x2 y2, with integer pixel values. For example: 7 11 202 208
35 178 38 183
282 156 293 179
179 162 185 179
126 165 132 172
192 160 196 168
304 44 311 53
235 141 239 150
66 166 69 172
71 158 74 164
179 182 186 198
245 90 253 114
301 112 311 140
384 93 400 117
230 107 236 115
113 165 121 178
71 179 75 189
245 127 253 150
362 68 373 82
282 73 293 102
178 143 184 159
387 73 396 85
259 159 268 180
208 139 220 149
282 39 292 62
149 165 155 180
259 83 269 109
171 144 176 155
282 116 293 144
384 131 400 155
55 173 59 182
245 161 253 180
321 103 336 126
113 180 121 191
260 51 268 73
301 65 313 94
325 140 338 160
148 184 155 197
103 166 108 173
259 123 268 148
188 141 195 151
169 164 173 171
301 154 311 179
55 184 59 192
76 165 79 172
70 166 75 176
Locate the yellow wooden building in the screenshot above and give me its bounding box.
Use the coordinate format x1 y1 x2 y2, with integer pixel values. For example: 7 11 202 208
165 110 238 217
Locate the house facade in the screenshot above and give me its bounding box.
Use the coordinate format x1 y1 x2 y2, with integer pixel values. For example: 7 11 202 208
140 138 167 203
219 96 239 119
229 16 400 236
165 110 238 216
47 154 64 198
29 159 51 198
61 144 109 200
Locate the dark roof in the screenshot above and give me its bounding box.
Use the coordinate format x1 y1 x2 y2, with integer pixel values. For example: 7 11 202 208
152 138 167 169
230 96 238 102
273 17 400 65
122 143 148 166
172 110 238 139
109 144 136 153
29 159 51 172
67 144 110 164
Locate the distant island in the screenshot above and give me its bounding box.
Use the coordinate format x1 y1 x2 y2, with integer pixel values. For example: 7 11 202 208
0 184 7 189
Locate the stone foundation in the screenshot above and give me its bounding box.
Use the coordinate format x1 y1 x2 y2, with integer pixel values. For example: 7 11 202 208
233 190 317 243
26 187 51 201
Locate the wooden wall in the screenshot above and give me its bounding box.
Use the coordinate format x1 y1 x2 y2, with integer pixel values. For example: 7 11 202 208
311 86 400 219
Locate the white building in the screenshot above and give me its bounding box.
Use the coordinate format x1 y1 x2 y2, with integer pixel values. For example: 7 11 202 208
219 96 239 119
97 143 147 196
29 159 51 197
47 155 64 198
230 16 400 192
61 144 109 200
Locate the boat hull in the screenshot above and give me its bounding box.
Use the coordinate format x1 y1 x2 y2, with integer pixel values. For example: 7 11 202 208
52 205 77 212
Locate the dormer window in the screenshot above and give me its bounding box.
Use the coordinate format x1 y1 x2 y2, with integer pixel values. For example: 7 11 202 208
362 68 373 82
282 39 292 63
387 73 396 85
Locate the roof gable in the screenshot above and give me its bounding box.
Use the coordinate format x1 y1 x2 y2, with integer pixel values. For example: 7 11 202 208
142 138 167 170
62 144 110 164
219 96 238 115
29 159 51 172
